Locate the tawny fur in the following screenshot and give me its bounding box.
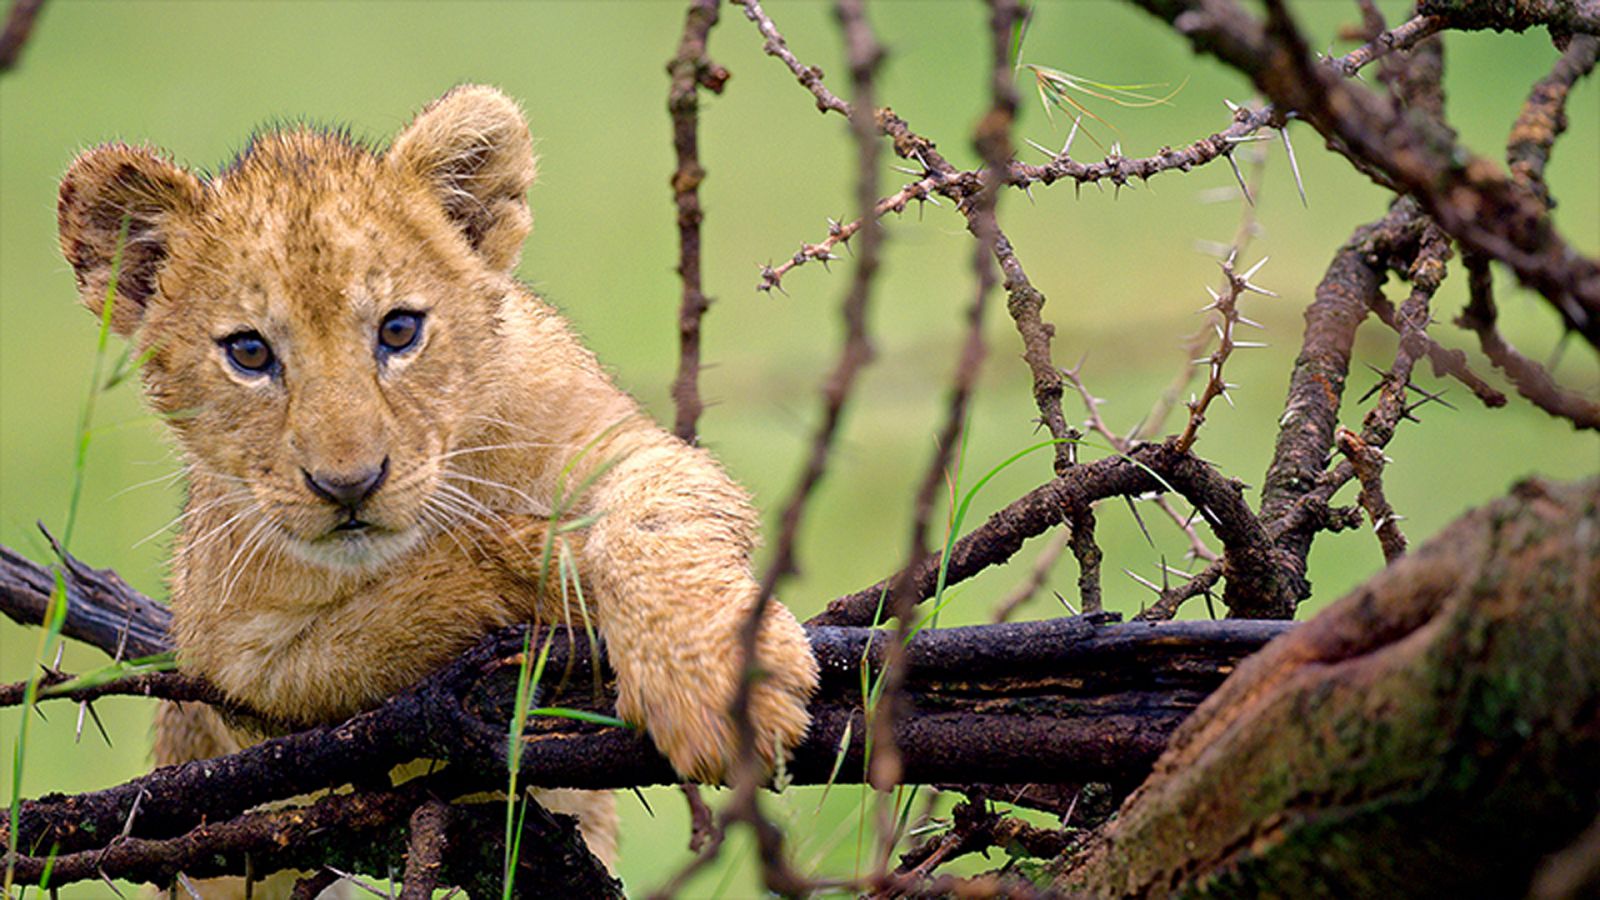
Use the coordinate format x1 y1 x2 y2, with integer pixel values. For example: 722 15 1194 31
58 85 818 891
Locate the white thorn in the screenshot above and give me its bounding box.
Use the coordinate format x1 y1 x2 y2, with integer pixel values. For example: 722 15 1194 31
1225 152 1254 206
1280 127 1309 207
1123 568 1162 594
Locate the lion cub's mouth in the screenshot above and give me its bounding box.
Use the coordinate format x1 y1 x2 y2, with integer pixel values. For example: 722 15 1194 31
291 519 422 571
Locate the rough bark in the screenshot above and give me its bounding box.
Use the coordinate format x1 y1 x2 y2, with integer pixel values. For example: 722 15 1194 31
0 534 1288 889
1054 476 1600 898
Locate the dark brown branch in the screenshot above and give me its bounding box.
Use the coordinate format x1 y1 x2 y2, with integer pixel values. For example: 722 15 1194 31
1335 427 1407 562
0 670 223 709
720 0 890 894
813 440 1289 626
1258 199 1426 593
0 537 171 659
1335 13 1446 76
1459 253 1600 429
667 0 727 444
757 0 884 609
1133 0 1600 349
398 799 450 900
3 612 1290 888
1508 33 1598 208
6 770 620 897
1415 0 1600 35
0 0 46 72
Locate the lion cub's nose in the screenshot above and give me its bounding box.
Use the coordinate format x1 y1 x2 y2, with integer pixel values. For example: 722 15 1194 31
303 457 390 512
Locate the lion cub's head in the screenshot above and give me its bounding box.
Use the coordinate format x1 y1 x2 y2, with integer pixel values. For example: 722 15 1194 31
58 86 537 571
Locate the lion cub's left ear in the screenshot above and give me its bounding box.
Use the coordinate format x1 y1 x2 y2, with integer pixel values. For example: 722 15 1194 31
387 85 537 273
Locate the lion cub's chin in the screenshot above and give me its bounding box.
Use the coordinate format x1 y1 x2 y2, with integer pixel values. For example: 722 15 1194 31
285 524 425 572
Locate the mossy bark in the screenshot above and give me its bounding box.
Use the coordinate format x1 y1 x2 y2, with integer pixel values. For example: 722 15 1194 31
1055 477 1600 898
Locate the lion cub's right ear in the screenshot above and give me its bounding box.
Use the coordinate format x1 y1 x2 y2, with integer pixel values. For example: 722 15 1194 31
387 85 537 274
58 145 204 337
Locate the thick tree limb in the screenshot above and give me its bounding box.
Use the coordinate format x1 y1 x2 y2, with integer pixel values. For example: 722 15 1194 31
0 531 1291 889
1054 476 1600 897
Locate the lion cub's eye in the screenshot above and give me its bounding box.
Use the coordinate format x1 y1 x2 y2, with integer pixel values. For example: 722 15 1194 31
377 310 424 356
220 331 276 375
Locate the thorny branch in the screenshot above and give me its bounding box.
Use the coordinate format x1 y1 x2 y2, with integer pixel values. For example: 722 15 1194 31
1335 426 1407 562
1136 0 1600 349
668 0 727 444
761 106 1284 294
810 439 1290 627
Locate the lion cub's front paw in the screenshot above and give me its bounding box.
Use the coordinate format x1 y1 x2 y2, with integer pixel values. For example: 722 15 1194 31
616 602 818 784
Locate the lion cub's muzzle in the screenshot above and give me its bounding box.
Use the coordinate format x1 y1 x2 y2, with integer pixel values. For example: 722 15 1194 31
302 456 390 525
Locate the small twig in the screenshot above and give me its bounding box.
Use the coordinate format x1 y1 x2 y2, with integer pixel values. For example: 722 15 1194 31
732 0 849 115
1174 253 1276 453
1138 144 1267 443
992 229 1078 475
757 176 938 292
1458 254 1600 430
1065 503 1104 614
1362 292 1507 407
1359 220 1454 453
1332 13 1446 77
1006 105 1279 194
0 670 225 709
1334 427 1406 562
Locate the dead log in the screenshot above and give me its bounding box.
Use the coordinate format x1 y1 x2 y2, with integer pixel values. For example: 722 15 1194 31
0 539 1287 890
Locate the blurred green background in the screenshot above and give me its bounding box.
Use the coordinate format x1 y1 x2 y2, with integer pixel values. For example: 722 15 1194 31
2 1 1595 895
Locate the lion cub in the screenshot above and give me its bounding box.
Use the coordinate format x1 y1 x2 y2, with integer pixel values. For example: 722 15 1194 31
58 85 818 873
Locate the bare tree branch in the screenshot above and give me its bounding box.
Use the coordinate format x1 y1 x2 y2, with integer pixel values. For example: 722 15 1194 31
668 0 727 443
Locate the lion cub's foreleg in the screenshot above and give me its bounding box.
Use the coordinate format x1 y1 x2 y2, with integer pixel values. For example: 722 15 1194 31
571 435 820 784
